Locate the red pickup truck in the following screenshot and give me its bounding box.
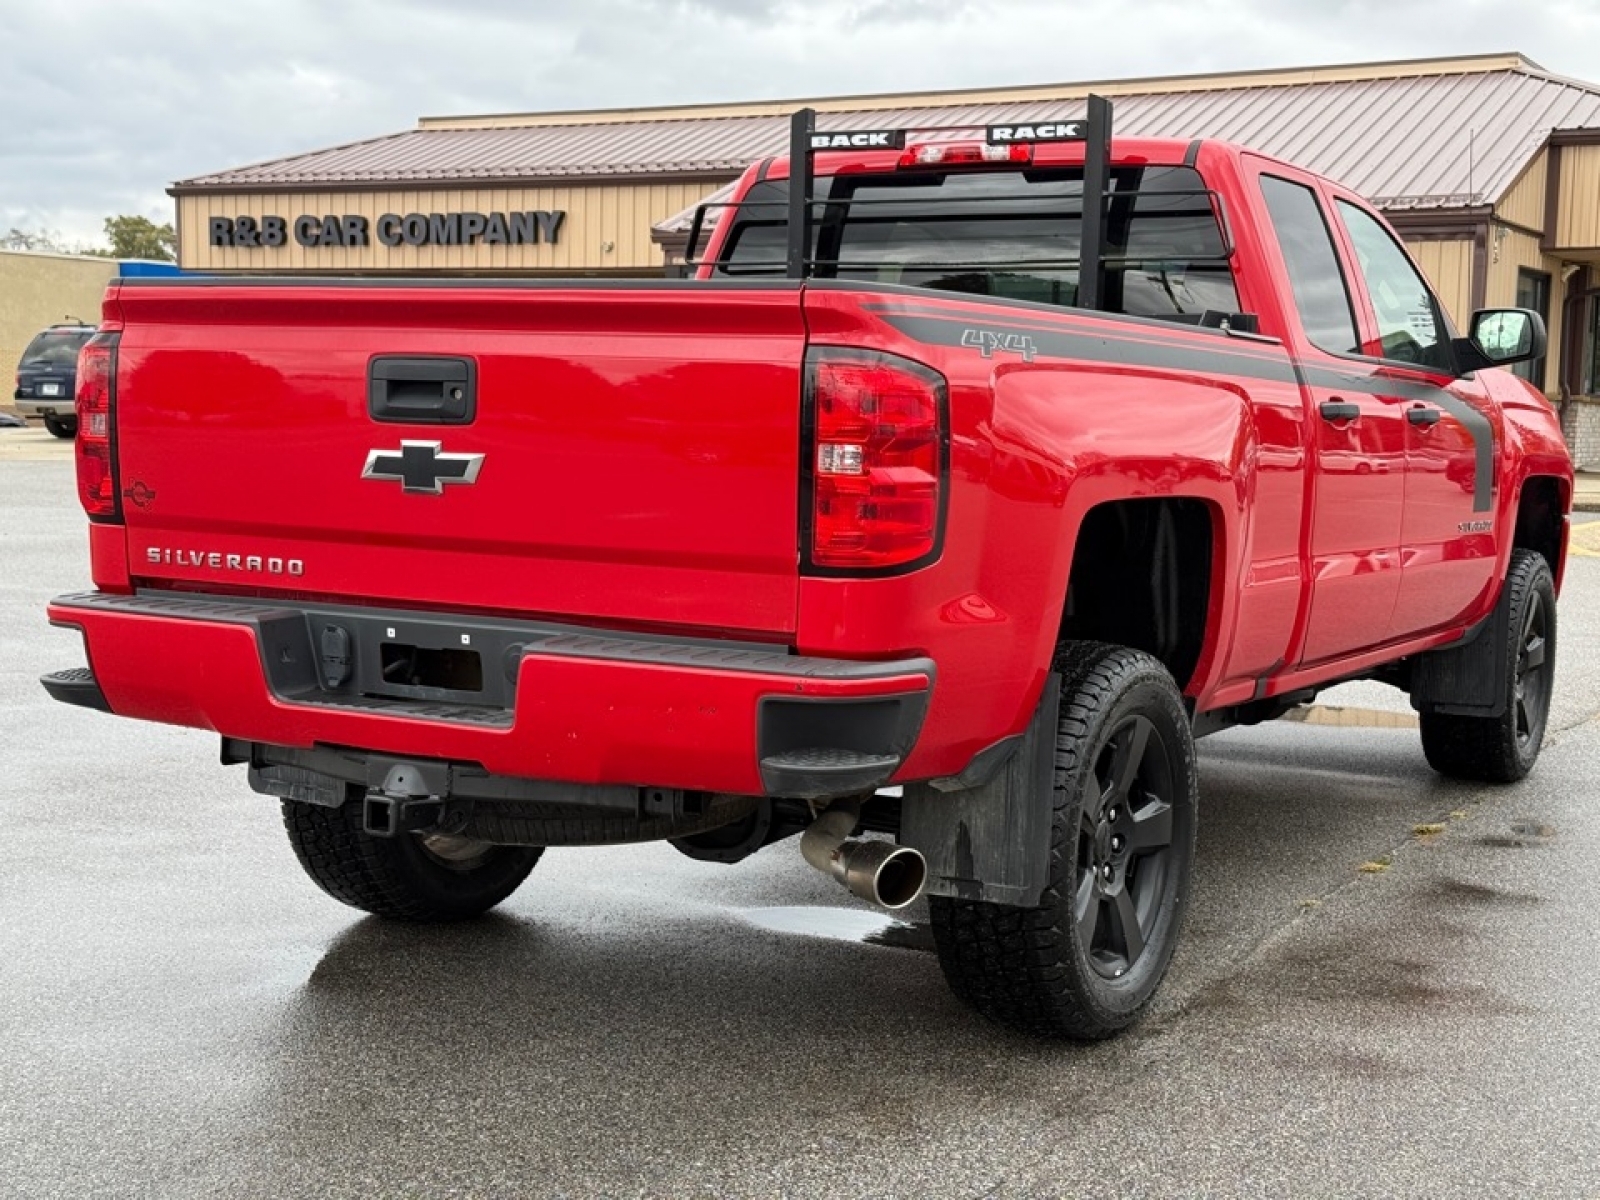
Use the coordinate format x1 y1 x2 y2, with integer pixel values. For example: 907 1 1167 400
45 101 1572 1039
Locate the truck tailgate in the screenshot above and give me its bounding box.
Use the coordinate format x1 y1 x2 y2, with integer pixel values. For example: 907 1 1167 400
108 281 806 635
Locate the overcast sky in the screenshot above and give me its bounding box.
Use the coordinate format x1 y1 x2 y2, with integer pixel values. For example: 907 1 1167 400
4 0 1600 248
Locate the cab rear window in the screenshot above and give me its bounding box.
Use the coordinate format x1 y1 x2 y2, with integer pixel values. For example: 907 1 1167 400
714 165 1238 319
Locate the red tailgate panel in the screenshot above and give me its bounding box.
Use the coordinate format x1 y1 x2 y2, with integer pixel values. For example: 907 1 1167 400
109 282 806 635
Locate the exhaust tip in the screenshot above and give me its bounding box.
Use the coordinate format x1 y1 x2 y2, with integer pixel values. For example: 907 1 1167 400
840 841 928 910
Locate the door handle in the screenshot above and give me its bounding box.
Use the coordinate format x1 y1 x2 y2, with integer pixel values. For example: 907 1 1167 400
368 356 476 424
1319 400 1360 422
1406 405 1442 428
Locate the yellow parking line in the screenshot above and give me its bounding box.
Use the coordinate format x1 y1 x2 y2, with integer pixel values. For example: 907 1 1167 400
1570 520 1600 558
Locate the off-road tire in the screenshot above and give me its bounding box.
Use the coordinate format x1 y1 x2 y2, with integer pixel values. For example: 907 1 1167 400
43 414 75 439
930 643 1198 1040
282 800 541 921
1420 548 1556 783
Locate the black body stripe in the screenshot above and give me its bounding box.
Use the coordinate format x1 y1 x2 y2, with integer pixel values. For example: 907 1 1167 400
856 293 1283 348
1183 139 1203 167
1431 393 1494 512
1300 365 1495 512
875 311 1299 385
875 311 1495 510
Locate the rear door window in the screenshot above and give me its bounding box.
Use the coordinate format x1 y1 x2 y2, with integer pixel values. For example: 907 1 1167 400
1257 175 1361 355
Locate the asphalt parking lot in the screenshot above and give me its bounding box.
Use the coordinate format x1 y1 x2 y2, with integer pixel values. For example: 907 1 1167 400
4 441 1600 1198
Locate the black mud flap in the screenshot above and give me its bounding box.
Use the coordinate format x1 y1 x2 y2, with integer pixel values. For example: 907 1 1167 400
1409 600 1509 718
898 672 1060 908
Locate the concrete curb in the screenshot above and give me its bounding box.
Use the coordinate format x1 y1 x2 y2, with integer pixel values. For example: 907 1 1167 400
1287 704 1419 729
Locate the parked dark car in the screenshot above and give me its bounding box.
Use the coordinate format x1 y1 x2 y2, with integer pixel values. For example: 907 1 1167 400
13 323 95 438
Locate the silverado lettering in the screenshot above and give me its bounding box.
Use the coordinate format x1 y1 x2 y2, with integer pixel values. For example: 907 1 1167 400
145 548 305 575
46 116 1572 1042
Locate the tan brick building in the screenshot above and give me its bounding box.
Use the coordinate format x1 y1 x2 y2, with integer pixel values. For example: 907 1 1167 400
172 52 1600 464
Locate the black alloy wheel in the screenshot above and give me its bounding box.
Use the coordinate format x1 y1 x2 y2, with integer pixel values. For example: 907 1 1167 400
1075 712 1179 982
1511 577 1551 754
1420 548 1557 783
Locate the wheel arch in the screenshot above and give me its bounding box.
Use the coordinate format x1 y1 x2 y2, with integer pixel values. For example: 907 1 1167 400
1055 496 1223 695
1512 474 1569 593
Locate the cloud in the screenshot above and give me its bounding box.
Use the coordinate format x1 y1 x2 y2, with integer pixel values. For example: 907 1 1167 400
3 0 1597 245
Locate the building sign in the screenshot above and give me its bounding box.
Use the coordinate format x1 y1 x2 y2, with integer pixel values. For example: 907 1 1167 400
208 210 567 249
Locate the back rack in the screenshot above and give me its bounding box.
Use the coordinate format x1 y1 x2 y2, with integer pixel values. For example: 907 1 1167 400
686 95 1126 309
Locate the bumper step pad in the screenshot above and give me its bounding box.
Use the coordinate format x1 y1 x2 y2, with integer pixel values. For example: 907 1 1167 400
40 667 111 713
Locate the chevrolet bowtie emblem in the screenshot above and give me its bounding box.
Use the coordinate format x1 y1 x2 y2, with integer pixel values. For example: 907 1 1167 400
362 441 485 494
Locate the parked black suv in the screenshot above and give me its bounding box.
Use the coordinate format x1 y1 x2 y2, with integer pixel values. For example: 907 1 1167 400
13 323 95 438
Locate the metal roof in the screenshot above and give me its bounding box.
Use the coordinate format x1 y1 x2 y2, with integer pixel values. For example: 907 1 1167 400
176 55 1600 211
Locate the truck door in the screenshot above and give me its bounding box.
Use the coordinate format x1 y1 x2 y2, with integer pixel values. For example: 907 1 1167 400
1327 196 1501 639
1253 168 1407 668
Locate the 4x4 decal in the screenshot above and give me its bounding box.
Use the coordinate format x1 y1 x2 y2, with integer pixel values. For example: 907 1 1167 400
961 328 1038 362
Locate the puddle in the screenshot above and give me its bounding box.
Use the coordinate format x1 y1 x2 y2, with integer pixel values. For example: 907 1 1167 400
1183 938 1518 1019
1426 878 1543 907
735 906 934 953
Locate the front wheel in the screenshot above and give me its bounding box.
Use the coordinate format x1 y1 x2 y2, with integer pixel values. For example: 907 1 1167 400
43 414 76 439
282 800 542 921
1420 548 1557 783
930 643 1198 1039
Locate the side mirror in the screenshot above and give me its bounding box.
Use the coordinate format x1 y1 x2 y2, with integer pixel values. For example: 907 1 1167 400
1453 308 1546 374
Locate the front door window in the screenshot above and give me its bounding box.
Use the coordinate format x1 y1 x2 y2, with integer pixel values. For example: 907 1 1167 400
1335 200 1454 374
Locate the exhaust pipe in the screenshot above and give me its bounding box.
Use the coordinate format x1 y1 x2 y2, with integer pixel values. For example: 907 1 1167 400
800 799 927 910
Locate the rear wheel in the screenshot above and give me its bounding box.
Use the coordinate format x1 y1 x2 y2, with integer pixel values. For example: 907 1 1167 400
282 799 541 921
930 643 1198 1039
43 414 75 439
1420 548 1556 783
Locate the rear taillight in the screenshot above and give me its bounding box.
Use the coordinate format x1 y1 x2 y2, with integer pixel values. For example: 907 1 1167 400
805 349 946 573
74 331 121 521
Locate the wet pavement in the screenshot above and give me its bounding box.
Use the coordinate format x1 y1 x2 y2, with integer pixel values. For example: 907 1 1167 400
4 458 1600 1198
